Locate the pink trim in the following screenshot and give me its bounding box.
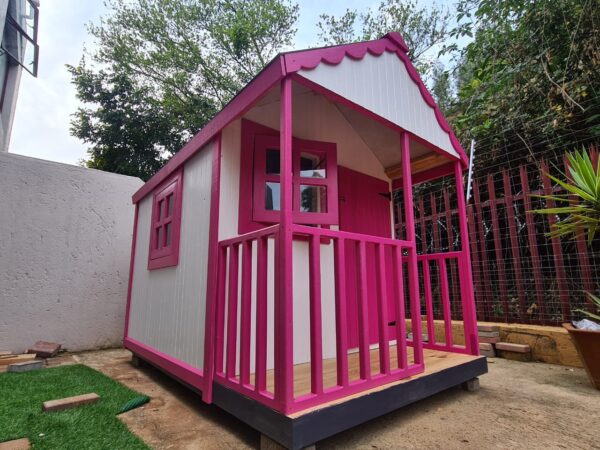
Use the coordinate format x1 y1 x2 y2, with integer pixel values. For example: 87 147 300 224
333 238 349 386
392 245 408 369
133 32 466 205
439 258 454 346
123 203 139 340
239 119 280 233
201 135 222 403
226 243 239 379
454 162 480 355
148 168 183 270
132 60 283 204
375 243 391 374
254 235 268 392
308 234 323 394
356 240 371 380
401 132 424 366
276 77 294 412
124 337 204 391
239 241 253 385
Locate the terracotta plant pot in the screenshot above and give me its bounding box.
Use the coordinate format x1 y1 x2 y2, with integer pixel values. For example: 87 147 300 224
563 323 600 390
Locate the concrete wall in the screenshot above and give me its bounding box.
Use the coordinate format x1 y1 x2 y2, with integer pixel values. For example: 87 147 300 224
0 152 143 352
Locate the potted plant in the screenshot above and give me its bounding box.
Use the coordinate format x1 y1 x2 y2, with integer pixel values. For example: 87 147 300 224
562 292 600 389
534 149 600 389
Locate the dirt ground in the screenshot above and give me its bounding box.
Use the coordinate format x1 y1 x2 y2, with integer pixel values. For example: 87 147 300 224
47 349 599 450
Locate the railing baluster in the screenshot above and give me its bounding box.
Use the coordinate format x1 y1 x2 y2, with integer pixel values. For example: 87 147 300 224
375 244 390 374
422 259 435 345
439 259 453 346
215 245 228 374
333 237 349 387
392 246 408 369
356 240 371 380
309 234 323 395
239 240 252 386
255 236 268 392
226 243 239 379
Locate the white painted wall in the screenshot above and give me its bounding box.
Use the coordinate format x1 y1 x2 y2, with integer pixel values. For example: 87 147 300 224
298 51 458 159
0 152 143 352
128 144 213 370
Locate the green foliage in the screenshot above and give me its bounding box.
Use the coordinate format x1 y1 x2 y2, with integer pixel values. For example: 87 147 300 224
0 364 148 449
533 149 600 245
317 0 452 76
574 292 600 322
69 0 299 180
449 0 600 166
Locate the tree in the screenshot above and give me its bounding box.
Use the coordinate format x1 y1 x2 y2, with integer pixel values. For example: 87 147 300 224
317 0 452 76
70 0 299 180
449 0 600 168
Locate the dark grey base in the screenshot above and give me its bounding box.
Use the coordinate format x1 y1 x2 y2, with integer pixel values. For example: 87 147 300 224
213 356 488 450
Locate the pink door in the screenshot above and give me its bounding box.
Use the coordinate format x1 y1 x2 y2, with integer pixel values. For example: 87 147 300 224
338 166 396 349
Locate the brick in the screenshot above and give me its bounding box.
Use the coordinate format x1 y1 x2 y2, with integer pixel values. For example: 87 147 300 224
495 342 531 353
461 378 480 392
480 348 496 358
477 324 499 332
27 341 61 359
479 342 493 351
7 360 44 373
0 438 31 450
478 331 500 338
478 336 500 344
0 355 36 366
43 393 100 412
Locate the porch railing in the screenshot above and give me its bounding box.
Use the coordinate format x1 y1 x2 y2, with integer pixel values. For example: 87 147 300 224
416 252 471 354
213 224 427 414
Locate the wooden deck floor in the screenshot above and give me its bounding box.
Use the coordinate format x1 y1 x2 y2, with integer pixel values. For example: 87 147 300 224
256 345 480 417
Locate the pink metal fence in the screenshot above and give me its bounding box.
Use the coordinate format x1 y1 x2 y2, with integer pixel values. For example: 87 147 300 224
396 147 600 325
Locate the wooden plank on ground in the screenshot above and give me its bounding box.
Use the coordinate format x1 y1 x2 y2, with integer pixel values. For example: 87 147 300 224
43 393 100 412
0 355 36 366
0 438 31 450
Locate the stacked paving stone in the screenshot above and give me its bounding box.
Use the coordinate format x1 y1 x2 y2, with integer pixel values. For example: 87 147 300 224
478 324 499 357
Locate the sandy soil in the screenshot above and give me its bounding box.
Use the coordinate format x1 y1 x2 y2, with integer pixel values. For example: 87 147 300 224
47 349 600 450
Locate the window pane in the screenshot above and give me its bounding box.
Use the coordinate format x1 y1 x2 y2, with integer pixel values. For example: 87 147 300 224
166 194 173 217
157 200 164 220
165 222 172 246
300 185 327 213
266 149 280 175
265 182 280 211
156 227 163 249
300 152 326 178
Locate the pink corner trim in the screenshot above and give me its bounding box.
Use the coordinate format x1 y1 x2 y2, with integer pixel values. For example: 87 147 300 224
201 134 222 404
123 203 139 341
124 337 204 391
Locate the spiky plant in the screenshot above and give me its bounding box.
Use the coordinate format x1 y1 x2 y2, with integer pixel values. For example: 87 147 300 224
534 149 600 245
575 292 600 323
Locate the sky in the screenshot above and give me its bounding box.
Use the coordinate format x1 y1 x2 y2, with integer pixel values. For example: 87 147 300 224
8 0 435 166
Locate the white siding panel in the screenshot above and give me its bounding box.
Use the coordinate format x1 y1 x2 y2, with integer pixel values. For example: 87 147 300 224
128 144 214 370
299 51 458 158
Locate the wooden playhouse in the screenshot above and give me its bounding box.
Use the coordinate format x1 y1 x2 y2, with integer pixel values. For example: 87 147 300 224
124 32 486 449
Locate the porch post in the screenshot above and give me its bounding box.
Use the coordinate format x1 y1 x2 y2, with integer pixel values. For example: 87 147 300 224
275 77 294 411
454 161 480 355
400 132 424 365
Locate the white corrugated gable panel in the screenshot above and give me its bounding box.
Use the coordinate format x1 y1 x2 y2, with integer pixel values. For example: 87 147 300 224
298 51 458 158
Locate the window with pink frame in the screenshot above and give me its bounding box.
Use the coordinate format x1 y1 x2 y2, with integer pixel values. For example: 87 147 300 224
148 169 183 270
239 120 338 233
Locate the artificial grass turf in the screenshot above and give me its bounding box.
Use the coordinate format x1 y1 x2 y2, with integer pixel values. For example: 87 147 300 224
0 364 149 449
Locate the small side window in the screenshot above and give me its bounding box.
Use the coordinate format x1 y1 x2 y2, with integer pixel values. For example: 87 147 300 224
148 169 183 270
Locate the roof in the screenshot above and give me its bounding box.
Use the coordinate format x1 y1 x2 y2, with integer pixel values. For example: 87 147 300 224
132 32 467 203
